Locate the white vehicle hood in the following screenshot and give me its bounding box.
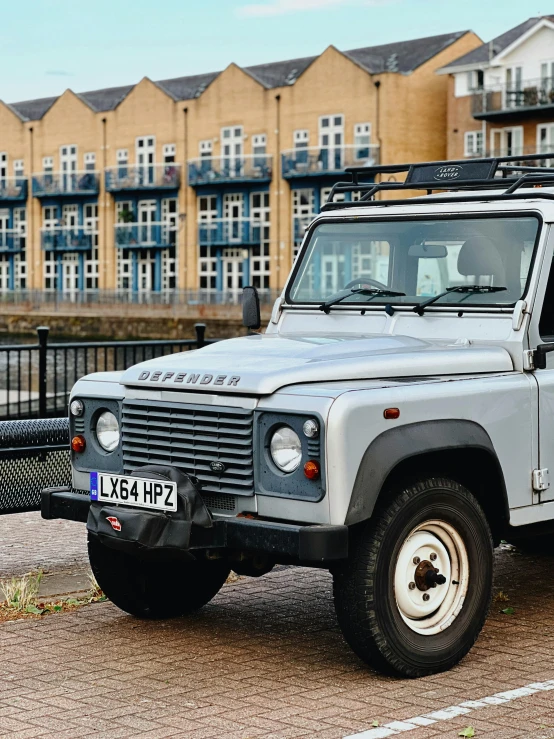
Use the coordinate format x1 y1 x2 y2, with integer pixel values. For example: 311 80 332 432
120 333 513 395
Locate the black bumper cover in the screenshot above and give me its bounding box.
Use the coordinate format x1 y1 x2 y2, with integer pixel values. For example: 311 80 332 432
41 487 348 563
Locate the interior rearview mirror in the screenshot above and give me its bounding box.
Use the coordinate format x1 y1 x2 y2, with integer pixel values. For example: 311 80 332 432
243 286 261 330
408 244 447 258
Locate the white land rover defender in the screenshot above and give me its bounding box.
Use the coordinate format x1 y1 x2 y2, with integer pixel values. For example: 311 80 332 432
43 154 554 677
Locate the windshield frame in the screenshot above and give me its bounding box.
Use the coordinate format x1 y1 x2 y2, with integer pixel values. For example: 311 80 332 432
284 210 544 312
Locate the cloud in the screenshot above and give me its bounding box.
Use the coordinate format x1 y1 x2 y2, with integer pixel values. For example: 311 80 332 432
45 70 73 77
237 0 393 17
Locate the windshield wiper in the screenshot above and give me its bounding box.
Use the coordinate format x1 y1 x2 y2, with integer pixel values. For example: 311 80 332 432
413 285 508 316
319 288 406 314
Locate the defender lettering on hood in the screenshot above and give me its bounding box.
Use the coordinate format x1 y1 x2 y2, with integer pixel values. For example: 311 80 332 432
137 370 241 387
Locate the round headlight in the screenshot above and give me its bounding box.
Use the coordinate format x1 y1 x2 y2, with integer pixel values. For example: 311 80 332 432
270 426 302 473
70 399 84 417
96 411 120 452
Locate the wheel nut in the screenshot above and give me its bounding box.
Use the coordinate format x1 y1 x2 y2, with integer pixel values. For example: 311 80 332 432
408 582 416 590
413 556 420 565
422 593 430 602
430 553 437 561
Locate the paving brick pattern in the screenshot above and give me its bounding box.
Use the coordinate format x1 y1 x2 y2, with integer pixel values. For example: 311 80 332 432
1 514 554 738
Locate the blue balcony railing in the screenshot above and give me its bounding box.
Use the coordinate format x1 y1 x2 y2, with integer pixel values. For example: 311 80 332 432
198 219 263 247
105 165 181 192
114 223 177 249
41 228 95 252
188 155 272 186
0 178 28 201
281 145 380 178
0 230 26 253
32 172 100 197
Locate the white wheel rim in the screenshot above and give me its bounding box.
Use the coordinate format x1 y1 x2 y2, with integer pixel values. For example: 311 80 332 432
394 520 469 636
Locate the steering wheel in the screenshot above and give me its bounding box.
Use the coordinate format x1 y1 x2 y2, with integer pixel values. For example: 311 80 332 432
343 277 389 291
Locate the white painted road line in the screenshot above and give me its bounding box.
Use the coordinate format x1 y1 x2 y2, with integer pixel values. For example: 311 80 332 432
343 679 554 739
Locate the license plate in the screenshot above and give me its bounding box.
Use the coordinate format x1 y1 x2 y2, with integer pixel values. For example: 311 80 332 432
90 472 177 512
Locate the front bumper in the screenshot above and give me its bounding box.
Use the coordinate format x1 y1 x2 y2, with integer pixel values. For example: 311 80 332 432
41 487 348 564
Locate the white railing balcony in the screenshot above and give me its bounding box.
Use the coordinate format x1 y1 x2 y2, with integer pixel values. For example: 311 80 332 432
0 178 28 201
0 229 26 253
197 218 264 246
472 76 554 118
282 145 380 178
105 164 181 191
188 155 273 186
32 171 100 197
114 222 177 249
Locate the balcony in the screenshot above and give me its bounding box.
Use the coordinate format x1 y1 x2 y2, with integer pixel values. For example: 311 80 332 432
0 178 28 201
198 219 263 247
32 172 100 198
115 223 177 250
464 145 554 166
472 77 554 120
41 227 95 252
188 155 272 187
105 164 181 192
282 145 380 179
0 230 26 253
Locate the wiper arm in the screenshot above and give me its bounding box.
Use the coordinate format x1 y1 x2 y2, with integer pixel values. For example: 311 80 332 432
319 288 406 314
413 285 507 316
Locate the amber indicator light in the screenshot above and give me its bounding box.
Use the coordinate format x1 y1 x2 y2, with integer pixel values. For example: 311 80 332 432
71 435 86 453
383 408 400 420
304 460 320 480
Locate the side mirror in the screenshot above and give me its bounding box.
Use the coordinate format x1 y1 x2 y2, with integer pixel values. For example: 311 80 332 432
242 286 261 330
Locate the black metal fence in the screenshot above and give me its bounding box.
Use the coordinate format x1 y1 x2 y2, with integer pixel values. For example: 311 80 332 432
0 323 217 421
0 418 71 515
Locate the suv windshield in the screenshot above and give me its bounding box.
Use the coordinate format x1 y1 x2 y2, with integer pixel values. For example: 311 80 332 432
288 216 540 309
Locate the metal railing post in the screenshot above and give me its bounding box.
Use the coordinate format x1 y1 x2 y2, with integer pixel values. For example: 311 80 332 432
37 326 49 417
195 323 206 349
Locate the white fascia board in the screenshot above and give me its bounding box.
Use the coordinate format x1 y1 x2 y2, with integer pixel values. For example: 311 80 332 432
436 62 488 76
494 19 554 63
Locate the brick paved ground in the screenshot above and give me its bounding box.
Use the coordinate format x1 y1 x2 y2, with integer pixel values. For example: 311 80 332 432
1 513 554 738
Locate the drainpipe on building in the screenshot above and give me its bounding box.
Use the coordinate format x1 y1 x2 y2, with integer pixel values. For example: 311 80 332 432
275 94 281 287
101 118 107 290
183 107 188 292
374 80 382 199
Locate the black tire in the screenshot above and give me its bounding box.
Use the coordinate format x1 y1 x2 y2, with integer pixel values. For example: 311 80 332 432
88 535 231 619
333 477 493 678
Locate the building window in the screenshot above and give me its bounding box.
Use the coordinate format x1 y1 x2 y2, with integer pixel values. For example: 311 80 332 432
84 153 96 171
250 192 270 290
43 157 54 174
252 135 267 156
199 140 213 158
292 189 315 259
44 252 58 291
221 127 243 159
0 153 7 179
13 160 24 177
538 123 554 164
464 130 484 157
136 137 155 166
198 195 217 221
467 70 484 91
354 123 371 159
294 130 309 149
117 250 132 291
116 200 134 223
163 144 176 163
491 127 523 157
162 198 178 289
43 205 58 228
117 149 128 165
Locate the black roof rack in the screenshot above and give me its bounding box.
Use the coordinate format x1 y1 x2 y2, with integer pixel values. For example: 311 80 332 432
322 152 554 211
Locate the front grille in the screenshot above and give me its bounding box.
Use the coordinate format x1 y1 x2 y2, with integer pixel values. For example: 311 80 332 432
121 400 254 496
201 492 237 512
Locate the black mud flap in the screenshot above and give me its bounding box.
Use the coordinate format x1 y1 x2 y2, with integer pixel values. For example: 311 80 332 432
86 466 212 557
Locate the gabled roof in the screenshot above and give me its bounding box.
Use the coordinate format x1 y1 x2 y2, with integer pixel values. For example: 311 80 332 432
438 15 554 72
80 84 135 112
156 71 221 100
345 31 469 74
7 29 470 120
243 55 318 88
10 96 58 122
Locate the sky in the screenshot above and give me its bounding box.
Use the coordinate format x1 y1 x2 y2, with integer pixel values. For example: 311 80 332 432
0 0 546 103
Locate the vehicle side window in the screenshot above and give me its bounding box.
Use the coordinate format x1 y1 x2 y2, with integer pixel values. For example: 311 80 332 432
540 258 554 341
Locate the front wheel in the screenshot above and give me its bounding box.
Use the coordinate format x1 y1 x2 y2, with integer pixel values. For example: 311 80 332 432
333 477 493 677
88 535 230 619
